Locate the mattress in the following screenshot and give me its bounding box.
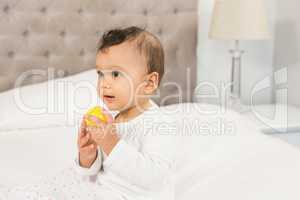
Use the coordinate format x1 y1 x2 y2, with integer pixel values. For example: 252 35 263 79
1 70 300 200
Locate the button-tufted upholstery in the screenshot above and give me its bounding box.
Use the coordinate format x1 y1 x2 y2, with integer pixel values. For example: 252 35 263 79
0 0 197 105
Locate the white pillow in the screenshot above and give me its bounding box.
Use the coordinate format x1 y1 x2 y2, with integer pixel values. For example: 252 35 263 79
0 69 106 130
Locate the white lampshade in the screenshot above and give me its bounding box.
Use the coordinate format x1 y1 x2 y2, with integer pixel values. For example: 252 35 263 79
209 0 271 40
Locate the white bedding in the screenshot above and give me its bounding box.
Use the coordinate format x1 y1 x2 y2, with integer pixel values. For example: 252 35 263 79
1 105 300 199
174 114 300 200
169 104 300 200
1 70 300 199
0 126 77 187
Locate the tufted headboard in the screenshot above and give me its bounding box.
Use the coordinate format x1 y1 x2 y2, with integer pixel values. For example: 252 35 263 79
0 0 198 105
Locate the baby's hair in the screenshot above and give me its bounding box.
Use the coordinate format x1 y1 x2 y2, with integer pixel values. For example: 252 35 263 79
97 26 165 85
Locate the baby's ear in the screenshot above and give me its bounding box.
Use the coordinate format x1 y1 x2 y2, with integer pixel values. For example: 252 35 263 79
144 72 159 94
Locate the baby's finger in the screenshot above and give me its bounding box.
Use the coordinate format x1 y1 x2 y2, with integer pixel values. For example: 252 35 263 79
80 144 97 155
79 118 87 138
82 116 87 129
86 125 105 136
78 133 90 148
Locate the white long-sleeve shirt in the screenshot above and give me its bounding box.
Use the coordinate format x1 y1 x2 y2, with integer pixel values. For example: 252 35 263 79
75 100 178 200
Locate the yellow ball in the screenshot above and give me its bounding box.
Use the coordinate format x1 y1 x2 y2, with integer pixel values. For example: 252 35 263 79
85 106 108 126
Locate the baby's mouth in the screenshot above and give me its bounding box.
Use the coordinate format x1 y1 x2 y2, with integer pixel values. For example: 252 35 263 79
103 95 115 102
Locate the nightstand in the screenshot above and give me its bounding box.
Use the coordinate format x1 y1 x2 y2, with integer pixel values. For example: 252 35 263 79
242 104 300 148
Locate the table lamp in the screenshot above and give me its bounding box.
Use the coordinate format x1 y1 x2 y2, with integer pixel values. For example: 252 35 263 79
209 0 271 110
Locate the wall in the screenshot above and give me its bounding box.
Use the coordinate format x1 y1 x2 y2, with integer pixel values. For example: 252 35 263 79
195 0 276 106
273 0 300 107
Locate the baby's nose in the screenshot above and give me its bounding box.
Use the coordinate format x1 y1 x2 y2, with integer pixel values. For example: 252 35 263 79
103 84 111 89
102 80 111 89
99 77 112 89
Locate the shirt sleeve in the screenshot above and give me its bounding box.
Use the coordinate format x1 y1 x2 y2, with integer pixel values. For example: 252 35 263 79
103 119 178 192
74 147 103 177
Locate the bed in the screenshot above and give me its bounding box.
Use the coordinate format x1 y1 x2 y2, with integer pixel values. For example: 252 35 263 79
1 0 300 199
1 70 300 200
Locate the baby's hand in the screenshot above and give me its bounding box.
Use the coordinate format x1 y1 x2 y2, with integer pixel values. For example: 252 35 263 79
86 115 119 156
77 116 98 168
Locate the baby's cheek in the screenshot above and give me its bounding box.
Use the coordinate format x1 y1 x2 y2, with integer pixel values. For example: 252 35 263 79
118 93 132 109
117 83 133 99
114 79 140 109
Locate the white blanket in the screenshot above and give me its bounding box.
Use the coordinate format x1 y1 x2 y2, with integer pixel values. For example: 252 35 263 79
1 106 300 199
1 70 300 199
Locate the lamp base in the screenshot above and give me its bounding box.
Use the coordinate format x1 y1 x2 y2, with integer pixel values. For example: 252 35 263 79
227 40 248 113
228 95 249 113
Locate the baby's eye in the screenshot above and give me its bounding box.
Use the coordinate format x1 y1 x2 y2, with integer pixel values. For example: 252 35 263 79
112 71 120 78
97 70 104 78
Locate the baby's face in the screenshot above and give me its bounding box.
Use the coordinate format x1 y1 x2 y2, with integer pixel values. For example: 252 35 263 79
96 42 150 111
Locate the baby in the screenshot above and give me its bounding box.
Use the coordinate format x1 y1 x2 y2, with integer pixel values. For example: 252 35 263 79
76 26 177 200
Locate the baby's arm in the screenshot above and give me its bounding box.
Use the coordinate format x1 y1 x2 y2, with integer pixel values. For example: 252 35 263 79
75 117 102 176
103 121 177 193
75 148 102 176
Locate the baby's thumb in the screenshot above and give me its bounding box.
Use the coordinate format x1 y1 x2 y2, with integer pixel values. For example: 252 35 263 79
103 108 113 123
